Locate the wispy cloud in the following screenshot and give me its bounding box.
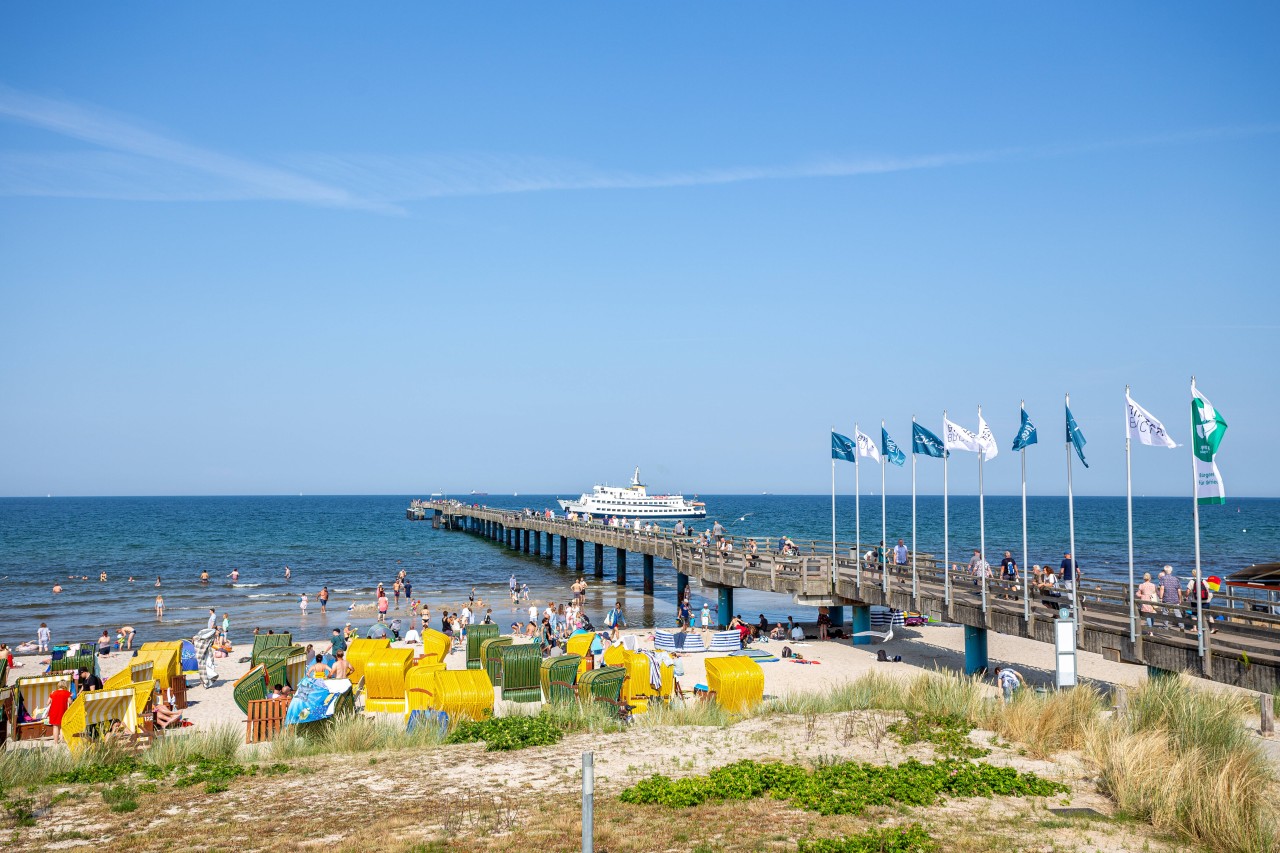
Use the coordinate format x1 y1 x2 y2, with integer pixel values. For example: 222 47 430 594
0 85 399 213
1 85 1277 212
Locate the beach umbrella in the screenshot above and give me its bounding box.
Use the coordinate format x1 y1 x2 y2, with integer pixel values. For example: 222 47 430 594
366 623 388 639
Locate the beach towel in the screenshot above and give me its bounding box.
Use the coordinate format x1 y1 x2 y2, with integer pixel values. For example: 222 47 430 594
192 629 218 688
638 650 663 691
730 649 779 663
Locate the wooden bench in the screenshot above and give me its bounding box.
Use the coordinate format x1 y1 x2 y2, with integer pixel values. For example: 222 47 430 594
245 697 291 744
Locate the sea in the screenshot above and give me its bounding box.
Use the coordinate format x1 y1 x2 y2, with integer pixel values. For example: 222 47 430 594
1 494 1276 648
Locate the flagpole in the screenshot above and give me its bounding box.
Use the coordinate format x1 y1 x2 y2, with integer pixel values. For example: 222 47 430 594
1125 387 1136 642
831 426 838 589
881 419 888 596
855 421 861 588
978 404 987 614
1190 377 1205 658
1066 392 1079 644
911 416 918 601
943 411 950 606
1021 401 1030 622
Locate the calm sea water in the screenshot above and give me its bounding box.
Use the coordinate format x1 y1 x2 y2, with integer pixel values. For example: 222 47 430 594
1 494 1276 647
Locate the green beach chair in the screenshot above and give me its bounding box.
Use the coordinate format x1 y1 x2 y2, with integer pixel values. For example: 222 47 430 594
481 637 512 687
467 623 500 670
0 657 8 688
50 652 97 679
251 633 294 668
259 645 304 690
540 654 582 703
496 643 543 703
233 665 269 716
578 666 629 720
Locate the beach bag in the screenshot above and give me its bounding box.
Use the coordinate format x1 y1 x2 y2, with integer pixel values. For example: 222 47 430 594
781 646 793 659
876 649 888 662
604 609 616 628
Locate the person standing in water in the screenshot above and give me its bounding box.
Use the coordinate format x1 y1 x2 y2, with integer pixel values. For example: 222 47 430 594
200 569 209 584
228 568 239 583
155 594 164 619
284 565 292 580
318 586 329 613
300 593 308 614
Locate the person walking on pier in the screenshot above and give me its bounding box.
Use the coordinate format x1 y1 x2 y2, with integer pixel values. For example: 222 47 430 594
1157 565 1181 628
894 539 908 566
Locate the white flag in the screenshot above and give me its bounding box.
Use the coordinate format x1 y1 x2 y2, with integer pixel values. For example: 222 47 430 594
943 417 980 453
1125 393 1177 449
855 429 880 462
977 413 999 461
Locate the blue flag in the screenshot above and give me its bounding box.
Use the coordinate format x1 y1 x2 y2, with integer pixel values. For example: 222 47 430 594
911 422 947 458
1012 407 1038 452
881 427 906 467
1065 405 1089 468
831 431 856 463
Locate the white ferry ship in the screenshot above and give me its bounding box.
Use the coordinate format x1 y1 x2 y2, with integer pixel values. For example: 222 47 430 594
558 468 706 519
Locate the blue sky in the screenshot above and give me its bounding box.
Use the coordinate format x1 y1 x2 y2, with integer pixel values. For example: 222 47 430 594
1 3 1277 497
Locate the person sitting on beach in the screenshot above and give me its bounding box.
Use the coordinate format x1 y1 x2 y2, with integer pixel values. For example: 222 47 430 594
330 651 354 680
270 684 285 699
77 667 104 692
97 630 113 657
790 623 805 642
769 624 786 640
0 644 22 669
403 622 421 645
307 654 331 679
152 699 181 729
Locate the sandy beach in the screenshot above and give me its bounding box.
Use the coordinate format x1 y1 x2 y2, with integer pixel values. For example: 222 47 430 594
9 617 1268 737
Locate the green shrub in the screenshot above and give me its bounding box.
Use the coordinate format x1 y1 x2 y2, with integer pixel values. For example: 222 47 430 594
888 714 989 759
446 713 563 751
619 758 1066 815
799 824 936 853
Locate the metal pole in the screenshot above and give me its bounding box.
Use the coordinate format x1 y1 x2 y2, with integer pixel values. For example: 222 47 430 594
881 420 888 597
1125 385 1136 642
1191 377 1205 658
1021 425 1029 622
943 410 950 606
831 442 837 588
1067 393 1079 644
855 421 861 588
911 416 918 600
582 751 594 853
979 405 987 614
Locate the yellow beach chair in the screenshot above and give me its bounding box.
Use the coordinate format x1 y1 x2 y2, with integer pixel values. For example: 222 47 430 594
104 659 155 691
60 687 141 754
363 647 414 713
345 638 390 682
419 629 451 665
703 656 764 713
406 669 493 722
14 674 66 741
565 632 597 677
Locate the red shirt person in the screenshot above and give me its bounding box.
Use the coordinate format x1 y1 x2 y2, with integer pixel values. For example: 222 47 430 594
48 681 73 743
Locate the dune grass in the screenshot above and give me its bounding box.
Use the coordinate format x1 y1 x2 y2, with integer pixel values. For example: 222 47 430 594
1086 675 1277 853
976 682 1105 758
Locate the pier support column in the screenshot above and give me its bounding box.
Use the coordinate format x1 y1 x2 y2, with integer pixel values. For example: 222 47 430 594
576 539 585 570
616 549 627 585
522 529 530 553
850 605 871 644
643 554 654 595
676 572 688 606
560 536 568 567
594 544 604 577
964 625 989 675
534 531 542 556
829 606 845 627
717 586 734 629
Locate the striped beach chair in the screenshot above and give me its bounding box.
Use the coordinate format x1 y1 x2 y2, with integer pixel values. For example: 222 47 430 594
703 656 763 713
496 644 542 703
364 647 415 714
408 669 493 722
540 654 582 703
250 633 294 667
707 630 742 653
14 674 69 741
578 666 629 719
60 687 141 754
419 628 452 666
259 645 304 691
233 665 270 716
466 623 500 670
344 638 390 682
104 659 156 691
49 652 98 679
481 637 512 687
653 630 708 653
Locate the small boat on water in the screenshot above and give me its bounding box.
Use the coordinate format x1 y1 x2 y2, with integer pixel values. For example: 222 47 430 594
558 468 706 519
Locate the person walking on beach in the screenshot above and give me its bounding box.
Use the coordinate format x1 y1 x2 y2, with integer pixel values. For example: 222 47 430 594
207 608 217 630
700 603 711 629
377 590 389 622
318 586 329 613
47 680 72 744
402 577 412 601
994 666 1025 702
37 622 51 653
393 579 403 608
155 594 164 619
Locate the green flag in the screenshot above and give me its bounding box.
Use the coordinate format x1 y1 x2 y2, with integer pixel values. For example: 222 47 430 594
1191 386 1227 505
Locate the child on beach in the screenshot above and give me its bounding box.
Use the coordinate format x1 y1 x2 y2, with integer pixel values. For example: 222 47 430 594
300 593 308 614
37 622 50 653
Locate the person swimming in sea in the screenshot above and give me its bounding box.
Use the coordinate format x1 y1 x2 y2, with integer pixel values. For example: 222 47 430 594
200 569 209 584
52 583 63 593
228 568 239 583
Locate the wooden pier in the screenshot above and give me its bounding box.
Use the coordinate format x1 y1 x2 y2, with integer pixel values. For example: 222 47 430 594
423 501 1280 694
